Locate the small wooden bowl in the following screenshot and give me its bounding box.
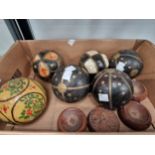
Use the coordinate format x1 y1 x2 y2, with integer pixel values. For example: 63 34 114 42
57 107 87 132
118 100 152 131
88 107 120 132
132 80 148 102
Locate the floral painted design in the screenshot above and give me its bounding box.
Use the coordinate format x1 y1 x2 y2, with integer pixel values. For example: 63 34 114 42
3 105 9 113
44 52 58 61
1 105 9 113
39 62 50 77
18 93 45 120
0 78 28 97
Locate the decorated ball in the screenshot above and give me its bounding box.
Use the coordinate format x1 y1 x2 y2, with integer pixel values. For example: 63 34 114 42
33 50 63 81
0 78 47 124
110 49 143 78
92 69 133 110
51 65 90 103
80 50 109 76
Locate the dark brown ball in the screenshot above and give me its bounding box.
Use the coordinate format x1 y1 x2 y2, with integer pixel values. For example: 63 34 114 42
51 65 90 103
132 80 148 102
118 101 152 131
80 50 109 76
57 107 87 132
33 50 63 81
92 69 133 110
110 49 143 78
88 107 120 132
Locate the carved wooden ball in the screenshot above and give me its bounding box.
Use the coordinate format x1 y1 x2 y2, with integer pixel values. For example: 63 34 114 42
118 101 152 131
33 50 63 81
58 107 87 132
88 107 120 132
110 49 143 78
51 65 90 103
92 69 133 110
0 78 47 124
80 50 109 76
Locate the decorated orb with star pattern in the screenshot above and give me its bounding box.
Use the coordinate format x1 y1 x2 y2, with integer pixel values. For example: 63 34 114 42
51 65 90 103
32 50 63 81
80 50 109 76
92 69 133 110
110 49 143 78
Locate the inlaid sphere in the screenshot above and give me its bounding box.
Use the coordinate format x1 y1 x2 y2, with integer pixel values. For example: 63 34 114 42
80 50 109 76
92 69 133 110
33 50 63 81
110 49 143 78
0 78 47 124
51 65 90 103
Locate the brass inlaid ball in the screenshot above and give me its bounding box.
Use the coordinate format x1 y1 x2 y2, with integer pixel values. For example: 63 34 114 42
51 65 90 103
80 50 109 76
118 101 152 131
33 50 63 81
110 49 143 78
0 78 47 124
57 107 87 132
92 69 133 110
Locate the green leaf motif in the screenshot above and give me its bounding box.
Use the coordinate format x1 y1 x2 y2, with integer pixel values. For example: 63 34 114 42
18 93 45 120
4 79 27 96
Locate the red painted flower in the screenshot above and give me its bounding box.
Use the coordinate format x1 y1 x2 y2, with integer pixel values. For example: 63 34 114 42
26 109 33 116
41 68 48 76
3 105 8 113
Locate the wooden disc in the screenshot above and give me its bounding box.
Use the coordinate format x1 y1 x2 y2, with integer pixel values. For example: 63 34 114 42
88 107 120 132
118 101 152 131
57 107 87 132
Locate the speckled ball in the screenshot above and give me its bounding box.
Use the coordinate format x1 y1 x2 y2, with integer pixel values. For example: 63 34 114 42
110 49 143 78
51 65 90 103
92 69 133 110
33 50 63 81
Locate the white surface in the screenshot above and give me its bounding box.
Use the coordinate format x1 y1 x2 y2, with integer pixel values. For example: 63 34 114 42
98 93 109 102
116 61 126 71
67 39 76 46
84 58 97 74
0 19 14 56
101 54 109 68
30 19 155 43
62 65 76 81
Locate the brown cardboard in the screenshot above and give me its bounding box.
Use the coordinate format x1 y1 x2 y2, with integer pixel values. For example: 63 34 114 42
0 39 155 134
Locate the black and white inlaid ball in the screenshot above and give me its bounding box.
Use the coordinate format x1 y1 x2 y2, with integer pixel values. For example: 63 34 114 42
92 69 133 110
80 50 109 76
110 49 143 78
51 65 90 103
33 50 63 81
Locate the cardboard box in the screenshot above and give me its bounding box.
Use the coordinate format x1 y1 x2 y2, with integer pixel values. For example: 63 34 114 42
0 39 155 134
